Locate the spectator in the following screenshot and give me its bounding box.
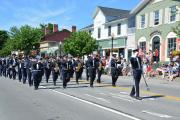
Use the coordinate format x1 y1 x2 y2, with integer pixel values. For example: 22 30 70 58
121 59 130 76
156 63 168 78
169 57 180 81
155 48 159 63
149 50 153 64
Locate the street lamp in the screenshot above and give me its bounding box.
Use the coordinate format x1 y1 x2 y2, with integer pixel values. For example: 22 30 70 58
59 41 62 56
111 33 114 56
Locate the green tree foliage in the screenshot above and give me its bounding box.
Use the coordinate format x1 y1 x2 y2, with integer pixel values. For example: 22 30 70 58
173 22 180 38
0 30 9 50
0 25 43 56
64 31 98 57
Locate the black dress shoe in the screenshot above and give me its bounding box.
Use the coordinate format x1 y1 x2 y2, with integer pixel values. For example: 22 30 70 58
135 97 142 100
130 95 135 98
34 87 38 90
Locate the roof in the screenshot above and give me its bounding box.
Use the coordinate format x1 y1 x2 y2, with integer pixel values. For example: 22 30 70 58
99 6 130 17
42 29 71 42
80 24 93 31
81 6 130 31
93 6 130 19
130 0 151 14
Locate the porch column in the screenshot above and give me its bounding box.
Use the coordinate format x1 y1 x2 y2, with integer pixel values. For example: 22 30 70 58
160 39 165 62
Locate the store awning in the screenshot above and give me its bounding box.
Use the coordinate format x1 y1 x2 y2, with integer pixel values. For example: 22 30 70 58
97 37 127 49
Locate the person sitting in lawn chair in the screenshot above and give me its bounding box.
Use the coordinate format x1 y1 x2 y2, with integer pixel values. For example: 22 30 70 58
168 57 180 81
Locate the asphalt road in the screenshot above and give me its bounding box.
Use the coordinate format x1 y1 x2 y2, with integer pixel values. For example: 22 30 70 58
0 73 180 120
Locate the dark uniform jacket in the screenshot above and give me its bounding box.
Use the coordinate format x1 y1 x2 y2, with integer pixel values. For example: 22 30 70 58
130 57 142 70
111 58 119 77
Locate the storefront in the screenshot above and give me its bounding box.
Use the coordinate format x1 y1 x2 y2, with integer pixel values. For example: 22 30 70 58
97 37 127 58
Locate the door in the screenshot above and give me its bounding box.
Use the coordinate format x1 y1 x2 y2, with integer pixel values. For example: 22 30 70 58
119 48 125 58
152 36 160 61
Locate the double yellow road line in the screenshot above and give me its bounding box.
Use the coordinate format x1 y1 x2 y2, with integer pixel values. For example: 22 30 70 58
76 79 180 101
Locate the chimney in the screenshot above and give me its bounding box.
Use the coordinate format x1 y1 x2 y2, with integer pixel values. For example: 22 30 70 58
45 27 50 35
72 26 76 32
53 24 58 32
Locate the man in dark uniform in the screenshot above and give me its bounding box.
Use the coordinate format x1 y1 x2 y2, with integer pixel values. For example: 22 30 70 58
74 56 82 84
88 55 97 87
44 57 51 83
51 58 59 86
8 55 17 80
79 58 84 80
7 58 11 79
25 57 33 86
97 55 103 83
111 54 119 87
2 58 7 77
61 55 71 88
22 57 27 84
17 58 23 82
68 57 74 78
0 58 2 76
130 49 142 100
32 58 44 90
57 56 63 80
85 56 90 81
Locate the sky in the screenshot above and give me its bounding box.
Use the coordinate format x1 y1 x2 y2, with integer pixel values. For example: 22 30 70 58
0 0 141 31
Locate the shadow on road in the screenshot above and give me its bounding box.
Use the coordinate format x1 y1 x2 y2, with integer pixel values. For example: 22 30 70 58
142 95 165 99
39 85 90 90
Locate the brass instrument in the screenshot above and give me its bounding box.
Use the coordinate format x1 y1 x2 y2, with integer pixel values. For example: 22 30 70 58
76 62 81 72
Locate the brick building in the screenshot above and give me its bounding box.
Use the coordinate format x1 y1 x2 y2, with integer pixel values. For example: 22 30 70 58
40 24 76 56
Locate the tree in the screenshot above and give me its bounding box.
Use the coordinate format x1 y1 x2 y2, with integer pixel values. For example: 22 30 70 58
17 25 43 55
173 22 180 37
0 30 9 50
0 25 43 56
64 31 98 57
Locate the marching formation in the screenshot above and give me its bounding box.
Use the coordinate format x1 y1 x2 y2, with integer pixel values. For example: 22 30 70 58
0 49 143 100
0 54 110 89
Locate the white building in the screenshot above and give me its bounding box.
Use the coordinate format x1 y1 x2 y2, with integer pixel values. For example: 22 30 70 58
81 6 136 60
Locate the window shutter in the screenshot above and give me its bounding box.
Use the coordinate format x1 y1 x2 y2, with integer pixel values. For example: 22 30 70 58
149 12 153 27
145 13 148 28
136 16 140 29
159 9 163 25
176 6 180 22
164 7 169 24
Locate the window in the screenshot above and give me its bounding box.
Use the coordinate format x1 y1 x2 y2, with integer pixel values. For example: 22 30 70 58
139 42 146 53
128 49 132 61
98 28 101 38
170 6 176 22
108 26 111 36
141 15 145 28
167 38 176 57
89 30 92 35
154 10 159 25
117 23 121 35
